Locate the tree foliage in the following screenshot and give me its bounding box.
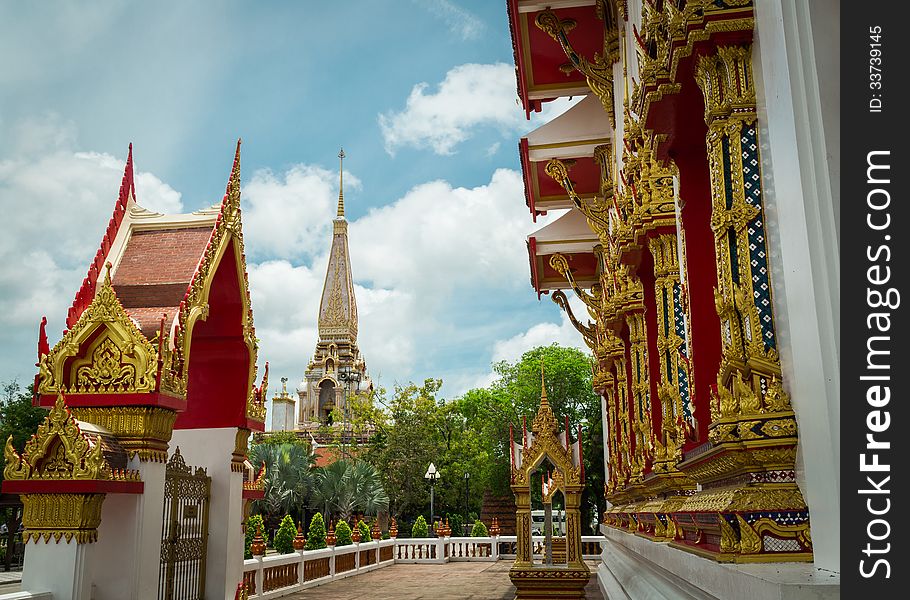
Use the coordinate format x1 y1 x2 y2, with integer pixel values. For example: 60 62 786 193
274 514 297 554
471 520 488 537
304 512 327 550
0 380 46 479
356 519 371 542
411 515 428 538
245 514 264 559
362 345 605 534
310 459 389 524
249 441 314 528
334 519 353 546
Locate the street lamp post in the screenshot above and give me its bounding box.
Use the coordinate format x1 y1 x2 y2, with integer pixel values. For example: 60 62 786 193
463 472 470 536
338 369 361 459
424 463 441 534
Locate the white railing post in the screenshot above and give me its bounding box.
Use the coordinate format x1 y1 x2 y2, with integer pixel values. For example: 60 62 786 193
329 546 336 577
493 534 500 561
354 542 360 571
254 555 264 597
298 549 306 586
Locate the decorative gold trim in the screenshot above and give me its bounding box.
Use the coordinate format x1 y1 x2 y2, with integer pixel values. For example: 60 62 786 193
6 394 112 481
70 406 176 463
20 493 105 544
38 265 159 397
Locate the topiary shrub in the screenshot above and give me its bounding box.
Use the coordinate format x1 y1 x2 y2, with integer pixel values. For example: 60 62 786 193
412 515 429 538
305 512 327 550
381 530 391 540
274 514 297 554
335 520 353 546
357 519 371 542
245 514 264 559
447 514 464 537
471 519 489 537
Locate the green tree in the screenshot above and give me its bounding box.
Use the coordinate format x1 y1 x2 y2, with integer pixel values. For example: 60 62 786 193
310 459 389 523
249 441 315 529
334 520 353 546
364 380 449 519
471 520 488 537
356 519 371 542
411 515 428 538
0 380 46 470
245 514 264 559
273 514 297 554
457 344 605 533
304 512 327 550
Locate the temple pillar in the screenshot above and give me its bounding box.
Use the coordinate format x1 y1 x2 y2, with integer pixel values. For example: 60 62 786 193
670 44 810 562
22 541 94 600
513 490 533 568
171 428 245 600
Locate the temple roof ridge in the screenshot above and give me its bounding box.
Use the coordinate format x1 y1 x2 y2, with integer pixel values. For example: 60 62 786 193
66 144 135 328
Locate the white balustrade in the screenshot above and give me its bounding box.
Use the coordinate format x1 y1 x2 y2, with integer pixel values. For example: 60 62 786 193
238 534 605 598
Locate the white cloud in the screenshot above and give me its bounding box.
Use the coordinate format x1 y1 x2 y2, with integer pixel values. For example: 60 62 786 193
0 114 182 347
379 63 524 155
491 294 590 363
242 164 360 261
418 0 485 40
451 294 590 395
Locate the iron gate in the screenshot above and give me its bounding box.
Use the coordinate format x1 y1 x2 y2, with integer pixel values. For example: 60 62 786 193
159 447 211 600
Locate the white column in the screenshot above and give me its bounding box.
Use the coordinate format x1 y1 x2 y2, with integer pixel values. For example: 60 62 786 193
171 428 245 600
21 540 94 600
753 0 840 573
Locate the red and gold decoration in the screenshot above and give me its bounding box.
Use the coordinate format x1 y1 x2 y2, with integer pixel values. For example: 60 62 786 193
389 518 398 539
250 525 266 556
508 368 588 599
293 523 307 551
3 393 142 543
508 0 811 563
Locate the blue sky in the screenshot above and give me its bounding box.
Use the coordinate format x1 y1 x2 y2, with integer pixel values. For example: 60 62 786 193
0 1 586 411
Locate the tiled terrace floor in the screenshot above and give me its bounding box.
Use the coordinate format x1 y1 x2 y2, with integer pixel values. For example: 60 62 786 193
282 560 602 599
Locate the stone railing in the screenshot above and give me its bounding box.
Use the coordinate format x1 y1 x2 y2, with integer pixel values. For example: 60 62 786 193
243 539 394 598
496 535 606 561
241 535 606 598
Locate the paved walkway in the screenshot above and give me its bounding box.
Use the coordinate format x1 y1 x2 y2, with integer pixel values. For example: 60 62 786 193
283 561 602 600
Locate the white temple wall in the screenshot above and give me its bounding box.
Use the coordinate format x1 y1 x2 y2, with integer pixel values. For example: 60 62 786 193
753 0 840 573
21 540 93 600
171 428 244 600
92 493 141 600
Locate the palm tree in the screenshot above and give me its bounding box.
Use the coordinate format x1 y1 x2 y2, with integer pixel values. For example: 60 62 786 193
250 442 315 526
310 459 389 523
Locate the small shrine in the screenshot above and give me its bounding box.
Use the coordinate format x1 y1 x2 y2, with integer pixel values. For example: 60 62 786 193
509 367 588 599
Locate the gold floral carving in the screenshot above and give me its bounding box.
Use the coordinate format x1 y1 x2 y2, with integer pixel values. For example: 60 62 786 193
5 394 113 481
38 265 158 396
20 493 105 544
551 290 596 350
70 406 176 463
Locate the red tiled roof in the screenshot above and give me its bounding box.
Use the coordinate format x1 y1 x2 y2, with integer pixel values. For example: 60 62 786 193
114 227 213 285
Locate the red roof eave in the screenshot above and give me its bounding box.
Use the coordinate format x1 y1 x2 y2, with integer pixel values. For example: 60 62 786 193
519 138 540 222
508 0 532 118
527 237 543 299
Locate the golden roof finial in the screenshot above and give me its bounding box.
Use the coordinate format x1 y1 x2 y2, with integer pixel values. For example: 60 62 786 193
540 362 549 405
337 148 346 218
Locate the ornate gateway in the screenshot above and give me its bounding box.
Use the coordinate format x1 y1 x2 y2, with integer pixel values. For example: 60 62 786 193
159 448 211 600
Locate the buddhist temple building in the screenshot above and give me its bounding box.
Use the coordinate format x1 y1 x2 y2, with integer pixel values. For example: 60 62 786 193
508 0 839 597
3 142 267 600
270 150 372 445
